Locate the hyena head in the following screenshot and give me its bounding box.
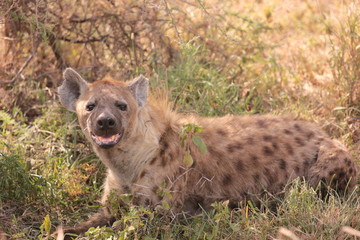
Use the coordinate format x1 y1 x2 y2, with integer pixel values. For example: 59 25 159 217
58 68 149 149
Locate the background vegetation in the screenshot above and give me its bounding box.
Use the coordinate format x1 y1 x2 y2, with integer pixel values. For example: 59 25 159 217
0 0 359 239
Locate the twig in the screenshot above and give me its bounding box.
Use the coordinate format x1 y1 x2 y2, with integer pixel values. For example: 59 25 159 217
277 227 300 240
341 226 360 237
55 225 64 240
0 37 41 84
162 0 182 42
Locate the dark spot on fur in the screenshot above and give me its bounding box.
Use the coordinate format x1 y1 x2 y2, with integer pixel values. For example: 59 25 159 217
349 168 353 174
284 129 293 135
272 142 279 150
236 160 246 171
344 158 351 166
338 171 345 179
168 152 174 162
285 143 294 155
303 160 309 169
263 135 273 141
246 137 254 145
144 198 151 206
251 155 259 165
152 186 158 194
295 137 305 147
263 146 274 156
279 159 287 170
335 149 344 155
307 131 315 140
294 165 300 173
208 147 223 160
294 124 303 132
227 142 243 153
185 195 204 209
139 170 147 179
329 170 335 176
328 157 337 161
132 196 141 205
227 144 235 153
223 175 233 185
257 119 267 128
312 151 319 163
122 185 130 193
149 157 157 165
217 129 227 136
160 157 167 167
160 148 166 156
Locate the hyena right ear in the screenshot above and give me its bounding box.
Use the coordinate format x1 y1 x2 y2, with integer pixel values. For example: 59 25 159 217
58 68 89 112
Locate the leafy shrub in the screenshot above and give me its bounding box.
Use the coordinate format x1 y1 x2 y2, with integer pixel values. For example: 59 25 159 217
0 154 46 203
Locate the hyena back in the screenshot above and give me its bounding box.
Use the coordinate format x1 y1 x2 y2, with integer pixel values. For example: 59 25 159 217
57 68 358 237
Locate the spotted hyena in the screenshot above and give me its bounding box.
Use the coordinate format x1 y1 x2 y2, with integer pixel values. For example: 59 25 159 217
57 68 358 237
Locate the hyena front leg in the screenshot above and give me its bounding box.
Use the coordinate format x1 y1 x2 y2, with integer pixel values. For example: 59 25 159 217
53 173 124 239
56 207 115 239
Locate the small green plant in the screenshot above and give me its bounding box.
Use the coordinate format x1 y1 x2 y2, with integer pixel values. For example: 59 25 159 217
87 191 156 240
180 123 207 168
38 214 51 239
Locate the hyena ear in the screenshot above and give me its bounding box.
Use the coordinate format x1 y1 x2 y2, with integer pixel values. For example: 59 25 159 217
58 68 89 112
127 75 149 107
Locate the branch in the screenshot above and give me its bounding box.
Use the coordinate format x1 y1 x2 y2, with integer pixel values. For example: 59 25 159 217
0 37 41 85
68 16 104 23
58 35 109 44
47 31 68 69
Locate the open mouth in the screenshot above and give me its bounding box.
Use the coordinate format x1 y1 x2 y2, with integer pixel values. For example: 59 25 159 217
91 132 122 148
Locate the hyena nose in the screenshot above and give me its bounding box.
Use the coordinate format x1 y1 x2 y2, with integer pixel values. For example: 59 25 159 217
97 117 116 130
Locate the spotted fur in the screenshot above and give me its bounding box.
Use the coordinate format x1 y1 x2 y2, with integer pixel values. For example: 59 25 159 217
56 68 358 237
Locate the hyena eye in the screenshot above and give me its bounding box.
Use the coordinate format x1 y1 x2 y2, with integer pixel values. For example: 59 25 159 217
117 103 127 111
86 103 96 111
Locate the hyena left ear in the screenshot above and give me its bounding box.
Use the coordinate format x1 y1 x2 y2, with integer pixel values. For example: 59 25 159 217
127 75 149 107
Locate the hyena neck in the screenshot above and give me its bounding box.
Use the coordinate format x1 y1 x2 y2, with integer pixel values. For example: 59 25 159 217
94 102 177 183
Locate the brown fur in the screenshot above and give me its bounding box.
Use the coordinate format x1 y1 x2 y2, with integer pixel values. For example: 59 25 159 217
56 68 358 238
